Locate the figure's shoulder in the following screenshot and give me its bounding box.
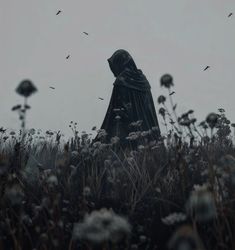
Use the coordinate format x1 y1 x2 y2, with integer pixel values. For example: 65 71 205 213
113 68 151 91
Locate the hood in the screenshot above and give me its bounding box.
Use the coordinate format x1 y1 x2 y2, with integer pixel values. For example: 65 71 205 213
108 49 151 91
108 49 138 77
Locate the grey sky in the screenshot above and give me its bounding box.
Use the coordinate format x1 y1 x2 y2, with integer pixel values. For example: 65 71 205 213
1 0 235 137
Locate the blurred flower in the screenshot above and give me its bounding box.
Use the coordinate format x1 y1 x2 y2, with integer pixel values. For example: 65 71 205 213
193 184 208 192
127 157 135 165
168 225 200 250
187 110 194 115
111 136 120 144
129 120 143 128
115 115 121 120
73 208 131 244
83 186 91 197
139 235 147 243
159 107 166 118
28 128 36 135
138 145 145 151
71 151 79 158
16 80 37 98
160 74 174 88
93 141 102 148
218 108 225 113
181 113 189 119
206 113 218 129
161 213 187 225
186 189 217 222
180 119 191 127
3 136 8 141
113 108 121 113
0 127 6 133
46 175 58 187
40 233 48 243
131 244 138 250
152 126 160 132
97 129 108 139
21 214 33 226
141 130 151 137
126 132 141 141
157 95 166 104
4 185 24 205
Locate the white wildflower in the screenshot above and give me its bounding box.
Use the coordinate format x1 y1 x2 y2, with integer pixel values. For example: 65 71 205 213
73 208 131 244
138 145 145 151
161 213 186 225
4 185 24 205
126 132 140 141
129 120 143 127
115 115 121 120
47 175 58 187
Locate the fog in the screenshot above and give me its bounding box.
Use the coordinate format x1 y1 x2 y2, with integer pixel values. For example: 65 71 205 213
1 0 234 137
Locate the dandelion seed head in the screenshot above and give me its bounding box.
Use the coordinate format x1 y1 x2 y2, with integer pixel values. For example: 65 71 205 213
206 113 218 129
16 79 37 98
157 95 166 104
160 74 174 88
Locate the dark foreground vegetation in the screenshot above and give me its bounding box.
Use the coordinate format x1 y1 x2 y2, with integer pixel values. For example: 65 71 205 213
0 77 235 250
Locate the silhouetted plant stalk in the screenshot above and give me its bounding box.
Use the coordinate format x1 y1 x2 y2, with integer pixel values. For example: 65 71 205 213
12 79 37 168
160 74 182 134
232 123 235 145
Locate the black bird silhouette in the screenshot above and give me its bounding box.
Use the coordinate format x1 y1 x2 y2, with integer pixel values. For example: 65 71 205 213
83 32 89 36
169 91 175 96
203 66 210 71
98 97 104 100
56 10 62 15
49 86 55 90
228 13 233 17
66 55 70 59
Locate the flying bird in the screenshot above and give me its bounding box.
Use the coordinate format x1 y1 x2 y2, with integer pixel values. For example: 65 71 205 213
98 97 104 100
56 10 62 15
228 13 233 17
49 86 55 90
83 32 89 36
66 55 70 59
169 91 175 96
203 66 210 71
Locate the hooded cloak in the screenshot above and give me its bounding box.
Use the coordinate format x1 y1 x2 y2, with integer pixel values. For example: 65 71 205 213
97 49 160 146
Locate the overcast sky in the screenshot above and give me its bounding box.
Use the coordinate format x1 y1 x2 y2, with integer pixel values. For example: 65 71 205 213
0 0 234 137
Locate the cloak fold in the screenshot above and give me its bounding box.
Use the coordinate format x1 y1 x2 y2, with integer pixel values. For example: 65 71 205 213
96 49 161 145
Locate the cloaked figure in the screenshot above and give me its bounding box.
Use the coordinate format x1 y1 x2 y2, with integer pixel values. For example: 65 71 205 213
96 49 160 147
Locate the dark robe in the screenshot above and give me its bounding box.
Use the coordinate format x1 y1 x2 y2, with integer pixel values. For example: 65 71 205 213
96 49 160 146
